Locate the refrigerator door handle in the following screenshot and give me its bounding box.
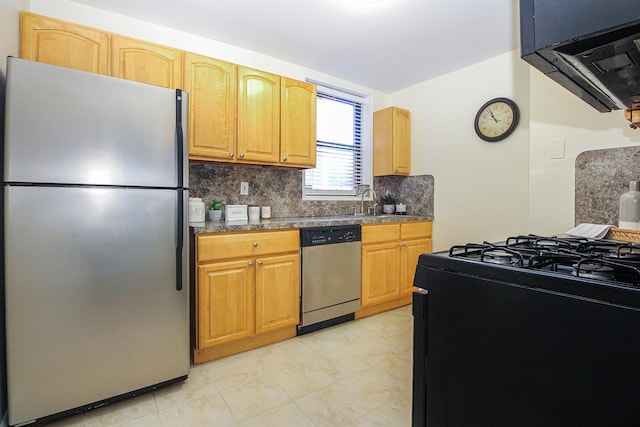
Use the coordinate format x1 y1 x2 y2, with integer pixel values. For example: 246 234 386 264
175 89 185 292
176 190 184 291
175 89 184 189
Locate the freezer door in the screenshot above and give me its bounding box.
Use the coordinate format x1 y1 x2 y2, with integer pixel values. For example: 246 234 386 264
5 186 189 425
4 57 188 188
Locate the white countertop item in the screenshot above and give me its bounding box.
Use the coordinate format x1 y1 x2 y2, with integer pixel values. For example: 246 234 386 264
566 223 614 239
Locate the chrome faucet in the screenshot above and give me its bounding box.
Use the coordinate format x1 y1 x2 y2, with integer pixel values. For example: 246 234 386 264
357 185 377 215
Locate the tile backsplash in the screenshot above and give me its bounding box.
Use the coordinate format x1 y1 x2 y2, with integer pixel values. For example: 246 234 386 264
575 146 640 226
189 162 434 219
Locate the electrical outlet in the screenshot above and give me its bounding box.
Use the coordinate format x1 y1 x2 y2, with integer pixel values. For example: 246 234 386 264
240 181 249 195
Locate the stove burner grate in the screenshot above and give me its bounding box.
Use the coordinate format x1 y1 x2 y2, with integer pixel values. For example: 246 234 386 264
449 235 640 287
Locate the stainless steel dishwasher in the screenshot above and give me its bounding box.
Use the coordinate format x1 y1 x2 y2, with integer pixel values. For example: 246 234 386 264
298 224 362 335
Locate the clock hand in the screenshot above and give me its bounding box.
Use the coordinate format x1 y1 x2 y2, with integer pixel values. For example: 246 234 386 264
489 109 499 123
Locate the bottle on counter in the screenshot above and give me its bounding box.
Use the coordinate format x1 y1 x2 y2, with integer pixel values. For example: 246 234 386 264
619 180 640 230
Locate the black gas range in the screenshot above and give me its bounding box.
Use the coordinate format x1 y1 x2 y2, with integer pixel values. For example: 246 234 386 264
412 235 640 427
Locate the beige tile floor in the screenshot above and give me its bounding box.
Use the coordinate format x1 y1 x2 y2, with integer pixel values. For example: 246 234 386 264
47 306 414 426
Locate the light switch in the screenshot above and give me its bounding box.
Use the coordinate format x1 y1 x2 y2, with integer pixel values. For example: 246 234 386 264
240 182 249 195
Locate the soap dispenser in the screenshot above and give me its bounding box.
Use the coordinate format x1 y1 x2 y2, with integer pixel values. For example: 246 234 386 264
619 180 640 230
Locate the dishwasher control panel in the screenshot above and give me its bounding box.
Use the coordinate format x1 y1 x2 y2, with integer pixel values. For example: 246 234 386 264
300 225 362 247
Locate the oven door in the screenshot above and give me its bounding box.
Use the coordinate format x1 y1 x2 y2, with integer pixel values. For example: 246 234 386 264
415 266 640 427
412 289 428 426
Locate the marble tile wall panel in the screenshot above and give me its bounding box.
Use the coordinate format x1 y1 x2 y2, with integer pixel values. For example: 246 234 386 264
374 175 434 217
575 146 640 226
189 162 434 219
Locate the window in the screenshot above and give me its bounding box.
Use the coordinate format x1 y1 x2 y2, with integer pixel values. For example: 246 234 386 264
303 82 372 200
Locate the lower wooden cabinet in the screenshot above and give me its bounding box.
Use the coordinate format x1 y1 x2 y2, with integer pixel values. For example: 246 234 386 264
194 229 300 363
361 241 400 306
197 258 255 349
359 221 432 318
400 237 432 295
193 222 430 361
255 253 300 333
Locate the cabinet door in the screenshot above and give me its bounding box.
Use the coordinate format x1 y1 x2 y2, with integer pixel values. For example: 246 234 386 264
255 253 300 334
197 259 255 350
20 12 109 75
111 35 182 88
184 52 237 160
400 238 432 296
361 242 400 307
373 106 410 176
392 107 411 175
280 78 317 167
237 67 280 163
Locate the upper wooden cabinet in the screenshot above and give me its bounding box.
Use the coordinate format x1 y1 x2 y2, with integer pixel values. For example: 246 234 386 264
237 67 281 164
19 13 316 168
20 12 110 75
111 35 182 89
373 106 411 176
184 53 237 160
185 64 316 167
281 78 317 168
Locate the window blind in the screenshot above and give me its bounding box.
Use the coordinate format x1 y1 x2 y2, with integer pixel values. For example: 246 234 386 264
304 91 364 196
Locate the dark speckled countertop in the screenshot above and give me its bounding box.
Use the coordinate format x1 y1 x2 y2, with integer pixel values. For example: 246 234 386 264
190 214 432 233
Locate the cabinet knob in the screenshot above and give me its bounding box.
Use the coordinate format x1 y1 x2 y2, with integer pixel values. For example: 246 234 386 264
394 169 399 173
399 242 406 247
229 152 234 158
240 153 245 158
252 242 258 247
248 261 254 266
258 260 263 266
282 156 287 161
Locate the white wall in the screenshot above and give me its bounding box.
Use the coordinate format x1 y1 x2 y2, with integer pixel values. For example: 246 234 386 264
390 50 531 251
528 69 640 236
28 0 389 110
0 0 27 75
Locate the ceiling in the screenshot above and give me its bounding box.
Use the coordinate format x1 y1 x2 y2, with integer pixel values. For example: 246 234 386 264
68 0 520 93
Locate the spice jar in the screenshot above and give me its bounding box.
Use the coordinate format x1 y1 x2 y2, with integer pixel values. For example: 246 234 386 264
188 197 205 223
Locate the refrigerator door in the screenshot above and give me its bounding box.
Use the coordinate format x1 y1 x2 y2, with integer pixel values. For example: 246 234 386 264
4 57 188 189
5 186 189 425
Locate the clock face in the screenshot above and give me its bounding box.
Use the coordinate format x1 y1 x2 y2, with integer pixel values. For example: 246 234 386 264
474 98 520 142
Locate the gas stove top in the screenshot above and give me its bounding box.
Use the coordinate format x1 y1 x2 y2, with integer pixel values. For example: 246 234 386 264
449 235 640 287
417 234 640 310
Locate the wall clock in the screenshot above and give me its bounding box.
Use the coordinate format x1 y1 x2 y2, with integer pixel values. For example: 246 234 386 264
474 97 520 142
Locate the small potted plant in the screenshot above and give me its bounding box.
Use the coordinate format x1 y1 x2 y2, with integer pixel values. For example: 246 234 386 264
207 198 223 221
380 192 397 214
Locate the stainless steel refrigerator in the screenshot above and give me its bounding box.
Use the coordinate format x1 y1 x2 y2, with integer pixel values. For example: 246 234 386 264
3 57 190 426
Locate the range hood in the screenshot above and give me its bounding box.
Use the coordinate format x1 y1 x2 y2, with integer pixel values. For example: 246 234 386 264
520 0 640 113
